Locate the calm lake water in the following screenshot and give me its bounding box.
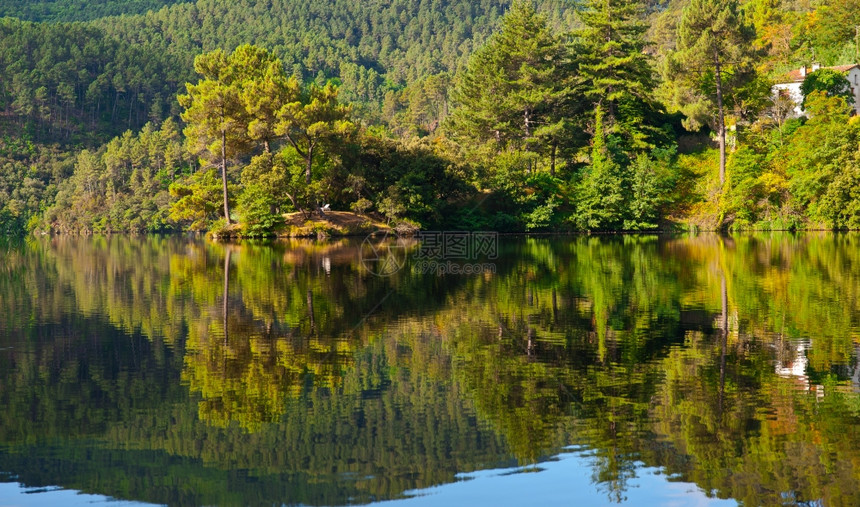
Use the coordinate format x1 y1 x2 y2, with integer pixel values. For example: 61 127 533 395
1 233 860 506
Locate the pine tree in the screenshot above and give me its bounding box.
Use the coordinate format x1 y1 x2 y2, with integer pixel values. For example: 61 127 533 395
448 1 575 170
576 105 627 230
666 0 757 187
239 51 300 155
274 82 354 190
577 0 657 147
179 48 265 224
180 45 303 225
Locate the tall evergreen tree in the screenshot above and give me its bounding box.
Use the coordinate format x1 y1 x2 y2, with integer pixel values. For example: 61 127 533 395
577 0 657 148
666 0 757 187
180 49 257 224
576 105 626 230
448 1 574 171
180 45 293 225
275 82 353 188
240 54 300 155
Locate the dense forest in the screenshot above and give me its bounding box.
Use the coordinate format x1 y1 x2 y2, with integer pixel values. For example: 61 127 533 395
0 0 190 22
2 0 860 235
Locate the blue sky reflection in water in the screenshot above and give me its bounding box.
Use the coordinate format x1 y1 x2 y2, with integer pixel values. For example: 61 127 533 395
381 447 736 506
1 234 860 506
0 447 734 506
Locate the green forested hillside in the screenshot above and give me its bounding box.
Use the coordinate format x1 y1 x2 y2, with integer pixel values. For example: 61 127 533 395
0 0 189 22
2 0 860 235
0 0 572 234
0 18 188 144
2 1 579 145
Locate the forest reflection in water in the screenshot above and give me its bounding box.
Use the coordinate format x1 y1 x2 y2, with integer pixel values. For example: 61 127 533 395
1 233 860 506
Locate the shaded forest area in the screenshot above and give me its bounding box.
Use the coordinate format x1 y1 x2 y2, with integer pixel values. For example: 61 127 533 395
2 0 860 235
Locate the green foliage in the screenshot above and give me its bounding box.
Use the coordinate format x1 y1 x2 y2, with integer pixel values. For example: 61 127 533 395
0 142 68 235
274 80 354 201
0 0 188 22
236 152 292 236
169 168 226 231
818 165 860 229
721 145 766 228
180 46 274 224
794 0 860 65
340 133 474 228
236 183 282 237
576 106 627 230
349 197 373 215
7 0 860 235
89 0 553 130
800 68 854 108
0 18 189 146
377 186 407 224
448 1 576 165
663 0 760 189
667 0 758 130
577 0 660 148
777 92 858 226
178 45 354 229
524 195 559 230
45 120 190 233
624 151 674 230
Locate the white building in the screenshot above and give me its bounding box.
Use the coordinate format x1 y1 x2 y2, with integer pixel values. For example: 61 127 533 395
771 63 860 116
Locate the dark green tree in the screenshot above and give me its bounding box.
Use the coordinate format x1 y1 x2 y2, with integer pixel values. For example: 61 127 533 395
576 105 626 230
577 0 658 148
448 1 574 172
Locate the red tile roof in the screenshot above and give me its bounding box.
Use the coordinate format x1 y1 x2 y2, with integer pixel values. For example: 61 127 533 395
781 64 860 83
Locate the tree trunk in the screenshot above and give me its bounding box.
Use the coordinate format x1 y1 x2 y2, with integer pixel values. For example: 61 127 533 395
221 130 231 225
523 107 531 173
305 143 314 186
550 143 557 177
285 191 300 212
719 271 727 414
94 96 100 129
523 107 531 138
527 327 535 357
714 55 727 187
307 288 315 330
112 91 119 123
223 248 231 346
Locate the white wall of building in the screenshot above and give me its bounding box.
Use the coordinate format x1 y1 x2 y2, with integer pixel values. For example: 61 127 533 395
772 66 860 117
772 81 804 116
847 67 860 114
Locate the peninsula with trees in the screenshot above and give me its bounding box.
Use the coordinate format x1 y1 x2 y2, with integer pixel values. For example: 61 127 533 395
2 0 860 236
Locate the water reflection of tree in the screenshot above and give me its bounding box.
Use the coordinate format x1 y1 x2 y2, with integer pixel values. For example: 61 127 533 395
429 236 685 502
181 245 357 432
429 234 860 504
